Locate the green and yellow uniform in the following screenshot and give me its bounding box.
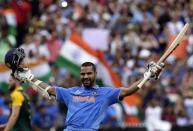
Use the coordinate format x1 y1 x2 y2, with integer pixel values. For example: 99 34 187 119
10 86 31 131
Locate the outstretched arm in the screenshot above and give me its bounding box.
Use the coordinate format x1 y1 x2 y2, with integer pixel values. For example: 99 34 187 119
119 78 142 100
31 77 56 97
4 47 56 99
14 69 56 99
119 62 164 100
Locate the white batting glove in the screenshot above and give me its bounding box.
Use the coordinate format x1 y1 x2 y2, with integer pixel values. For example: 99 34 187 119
14 68 34 83
144 61 165 80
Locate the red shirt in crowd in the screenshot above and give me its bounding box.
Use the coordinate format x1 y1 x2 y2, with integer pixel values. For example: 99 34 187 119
11 0 31 24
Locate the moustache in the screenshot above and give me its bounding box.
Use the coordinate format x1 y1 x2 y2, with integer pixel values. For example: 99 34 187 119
82 78 91 81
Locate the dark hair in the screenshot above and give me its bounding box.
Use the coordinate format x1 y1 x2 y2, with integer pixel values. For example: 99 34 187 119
81 62 96 72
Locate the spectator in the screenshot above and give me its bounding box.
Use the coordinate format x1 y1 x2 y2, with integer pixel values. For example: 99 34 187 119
11 0 31 47
32 104 57 131
184 91 193 124
145 98 171 131
0 24 16 63
0 90 10 125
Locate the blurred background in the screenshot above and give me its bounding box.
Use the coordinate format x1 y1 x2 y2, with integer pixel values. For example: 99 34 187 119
0 0 193 131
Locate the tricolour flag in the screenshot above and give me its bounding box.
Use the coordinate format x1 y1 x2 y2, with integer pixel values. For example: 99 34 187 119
0 60 51 93
56 32 122 87
3 8 17 36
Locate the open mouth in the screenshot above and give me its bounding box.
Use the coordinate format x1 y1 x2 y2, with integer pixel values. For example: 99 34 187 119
83 79 91 84
84 81 90 84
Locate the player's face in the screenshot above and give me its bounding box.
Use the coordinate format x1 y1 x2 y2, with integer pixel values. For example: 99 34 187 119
8 77 17 92
80 66 96 88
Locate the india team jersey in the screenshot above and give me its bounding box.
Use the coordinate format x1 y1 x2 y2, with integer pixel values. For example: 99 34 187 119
55 86 121 131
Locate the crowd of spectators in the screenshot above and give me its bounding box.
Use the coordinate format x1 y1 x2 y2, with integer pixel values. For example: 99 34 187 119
0 0 193 130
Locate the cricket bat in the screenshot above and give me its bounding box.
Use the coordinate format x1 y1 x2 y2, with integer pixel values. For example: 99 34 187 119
137 23 190 88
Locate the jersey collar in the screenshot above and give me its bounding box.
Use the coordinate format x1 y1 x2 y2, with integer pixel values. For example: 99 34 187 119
15 86 23 91
82 85 99 89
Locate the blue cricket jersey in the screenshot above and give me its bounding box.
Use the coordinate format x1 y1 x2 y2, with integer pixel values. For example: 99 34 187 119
55 86 121 131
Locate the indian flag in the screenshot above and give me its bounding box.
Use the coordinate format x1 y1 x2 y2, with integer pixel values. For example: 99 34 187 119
56 32 122 87
0 60 51 93
3 8 17 36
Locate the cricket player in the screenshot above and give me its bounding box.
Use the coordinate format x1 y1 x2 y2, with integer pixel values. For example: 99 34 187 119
4 48 164 131
3 77 31 131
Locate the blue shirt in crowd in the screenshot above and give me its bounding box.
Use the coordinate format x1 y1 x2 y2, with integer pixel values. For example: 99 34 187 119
32 107 55 130
55 86 121 131
0 98 10 125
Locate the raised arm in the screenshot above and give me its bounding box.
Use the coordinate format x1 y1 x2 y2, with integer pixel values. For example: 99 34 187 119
13 69 56 99
119 79 142 100
4 48 55 99
31 77 56 97
119 62 164 100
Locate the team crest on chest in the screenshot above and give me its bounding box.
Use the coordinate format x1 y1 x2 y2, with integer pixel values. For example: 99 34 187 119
74 90 82 95
92 91 97 96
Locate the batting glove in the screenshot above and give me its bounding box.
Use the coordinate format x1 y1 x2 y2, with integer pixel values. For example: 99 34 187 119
14 68 34 83
144 61 165 80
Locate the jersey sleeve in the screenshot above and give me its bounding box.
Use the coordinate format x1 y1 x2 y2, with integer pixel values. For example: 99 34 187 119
105 87 121 105
11 91 24 106
55 86 71 105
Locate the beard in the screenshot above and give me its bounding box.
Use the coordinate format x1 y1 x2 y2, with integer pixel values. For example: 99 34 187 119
81 78 94 88
9 83 16 92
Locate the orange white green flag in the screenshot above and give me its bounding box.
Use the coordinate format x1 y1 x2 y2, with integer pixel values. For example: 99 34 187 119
56 32 122 87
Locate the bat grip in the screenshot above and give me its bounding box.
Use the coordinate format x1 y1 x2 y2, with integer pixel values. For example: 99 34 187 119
137 71 151 88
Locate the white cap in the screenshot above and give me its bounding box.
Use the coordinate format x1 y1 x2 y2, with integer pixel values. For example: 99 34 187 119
139 49 151 58
38 30 50 38
126 59 135 69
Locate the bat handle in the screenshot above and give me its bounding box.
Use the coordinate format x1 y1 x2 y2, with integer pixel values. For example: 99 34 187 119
137 71 151 88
